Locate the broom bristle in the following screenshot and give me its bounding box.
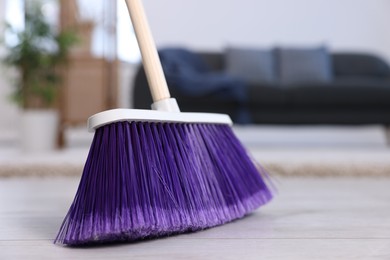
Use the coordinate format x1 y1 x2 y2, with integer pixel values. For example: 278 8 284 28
55 121 273 246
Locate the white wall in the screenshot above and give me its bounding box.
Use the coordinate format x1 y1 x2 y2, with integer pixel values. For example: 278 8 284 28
1 0 390 132
143 0 390 62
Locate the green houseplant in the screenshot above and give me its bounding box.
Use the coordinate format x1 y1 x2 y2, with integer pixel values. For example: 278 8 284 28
3 2 77 151
4 3 77 109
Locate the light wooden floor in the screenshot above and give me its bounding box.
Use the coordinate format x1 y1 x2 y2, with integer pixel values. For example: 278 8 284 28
1 177 390 259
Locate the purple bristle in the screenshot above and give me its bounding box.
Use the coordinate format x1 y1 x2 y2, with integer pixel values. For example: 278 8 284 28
55 121 273 246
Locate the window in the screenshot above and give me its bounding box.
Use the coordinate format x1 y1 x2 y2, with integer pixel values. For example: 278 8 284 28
117 0 141 63
5 0 141 63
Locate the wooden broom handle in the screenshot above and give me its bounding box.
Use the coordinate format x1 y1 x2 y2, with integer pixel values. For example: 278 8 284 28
125 0 171 102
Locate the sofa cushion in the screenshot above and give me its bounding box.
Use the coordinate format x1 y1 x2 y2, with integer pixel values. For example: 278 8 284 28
333 53 390 78
277 47 333 85
159 48 248 103
167 72 248 103
225 47 277 84
198 52 225 71
159 48 210 75
286 77 390 107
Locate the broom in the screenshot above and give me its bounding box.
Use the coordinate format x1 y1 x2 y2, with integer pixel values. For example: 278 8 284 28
55 0 273 246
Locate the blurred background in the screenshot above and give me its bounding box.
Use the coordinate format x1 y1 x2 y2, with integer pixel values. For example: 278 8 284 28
1 0 390 177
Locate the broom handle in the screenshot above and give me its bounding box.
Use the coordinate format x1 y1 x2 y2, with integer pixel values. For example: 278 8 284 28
124 0 171 103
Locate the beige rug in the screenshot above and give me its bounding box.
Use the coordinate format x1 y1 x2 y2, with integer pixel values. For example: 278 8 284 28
1 125 389 177
1 160 389 178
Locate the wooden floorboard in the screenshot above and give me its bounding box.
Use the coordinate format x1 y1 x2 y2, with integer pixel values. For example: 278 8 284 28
1 177 390 259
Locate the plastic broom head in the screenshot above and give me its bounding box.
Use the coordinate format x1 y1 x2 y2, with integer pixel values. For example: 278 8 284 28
54 109 273 245
55 0 274 245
